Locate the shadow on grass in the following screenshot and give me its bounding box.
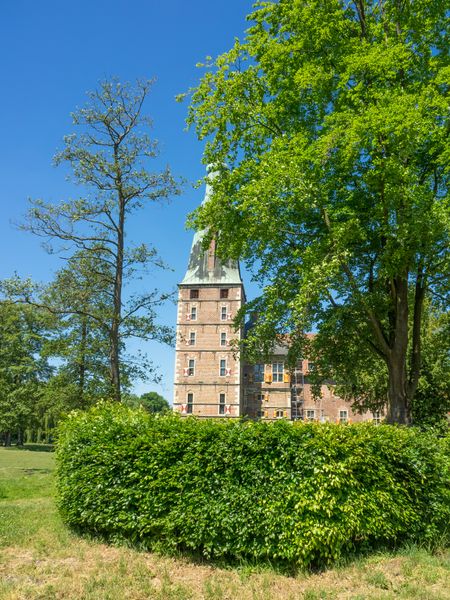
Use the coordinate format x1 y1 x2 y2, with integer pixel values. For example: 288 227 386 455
3 444 55 452
64 522 449 579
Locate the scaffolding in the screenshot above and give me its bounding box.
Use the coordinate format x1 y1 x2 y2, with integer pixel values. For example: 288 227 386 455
290 362 305 420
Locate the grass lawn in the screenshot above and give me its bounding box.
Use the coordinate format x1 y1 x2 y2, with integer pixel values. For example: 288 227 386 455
0 447 449 599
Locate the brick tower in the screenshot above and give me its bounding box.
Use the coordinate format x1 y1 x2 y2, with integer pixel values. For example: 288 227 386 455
173 170 245 417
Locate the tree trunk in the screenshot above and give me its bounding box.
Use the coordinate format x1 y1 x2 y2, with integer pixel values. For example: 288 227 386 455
110 150 125 402
109 323 121 401
78 313 87 408
385 276 411 425
386 359 411 424
17 429 24 446
4 431 11 447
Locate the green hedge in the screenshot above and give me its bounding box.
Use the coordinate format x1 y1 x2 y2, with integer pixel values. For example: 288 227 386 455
56 403 450 567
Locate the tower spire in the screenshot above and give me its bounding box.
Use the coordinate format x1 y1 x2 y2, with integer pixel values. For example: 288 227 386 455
181 168 242 285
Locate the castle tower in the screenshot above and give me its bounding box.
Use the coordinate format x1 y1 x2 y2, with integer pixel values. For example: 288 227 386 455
173 169 245 417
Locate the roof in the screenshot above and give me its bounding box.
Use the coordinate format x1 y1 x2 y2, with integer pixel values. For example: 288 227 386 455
180 167 243 286
180 229 243 285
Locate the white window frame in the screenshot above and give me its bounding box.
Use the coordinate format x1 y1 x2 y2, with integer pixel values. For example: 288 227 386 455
305 409 315 421
219 392 226 415
186 392 194 414
189 331 196 346
219 359 227 377
220 331 227 346
220 305 228 321
190 305 197 321
188 359 195 376
339 410 348 424
272 362 284 382
275 409 284 419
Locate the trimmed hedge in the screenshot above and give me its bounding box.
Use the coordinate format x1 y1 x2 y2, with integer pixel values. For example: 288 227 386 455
56 403 450 567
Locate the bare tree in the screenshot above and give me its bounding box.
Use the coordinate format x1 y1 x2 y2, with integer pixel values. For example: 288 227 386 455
22 79 180 401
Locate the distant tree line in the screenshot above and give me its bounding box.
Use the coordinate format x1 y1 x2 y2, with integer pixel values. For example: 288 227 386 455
0 296 171 446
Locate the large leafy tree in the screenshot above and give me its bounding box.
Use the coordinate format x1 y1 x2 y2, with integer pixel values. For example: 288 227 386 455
0 300 51 445
185 0 449 424
22 79 180 401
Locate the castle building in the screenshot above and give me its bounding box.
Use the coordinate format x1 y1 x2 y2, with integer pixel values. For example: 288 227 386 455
173 172 376 423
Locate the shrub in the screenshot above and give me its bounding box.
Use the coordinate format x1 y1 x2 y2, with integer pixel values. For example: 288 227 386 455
56 403 450 567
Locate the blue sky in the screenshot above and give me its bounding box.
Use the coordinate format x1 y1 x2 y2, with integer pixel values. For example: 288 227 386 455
0 0 259 401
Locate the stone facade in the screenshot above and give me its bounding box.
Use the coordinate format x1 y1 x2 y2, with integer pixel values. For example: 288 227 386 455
173 282 244 418
242 357 375 423
173 172 376 423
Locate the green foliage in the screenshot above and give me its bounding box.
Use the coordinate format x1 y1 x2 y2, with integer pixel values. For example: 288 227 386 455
123 391 170 413
185 0 450 423
412 309 450 428
56 404 450 568
0 300 52 442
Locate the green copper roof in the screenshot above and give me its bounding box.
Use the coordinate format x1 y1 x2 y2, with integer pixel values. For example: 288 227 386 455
180 168 243 286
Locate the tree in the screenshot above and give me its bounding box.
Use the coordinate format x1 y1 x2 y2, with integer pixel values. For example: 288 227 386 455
22 79 180 401
40 252 112 407
123 391 170 413
0 300 51 445
411 307 450 428
184 0 450 424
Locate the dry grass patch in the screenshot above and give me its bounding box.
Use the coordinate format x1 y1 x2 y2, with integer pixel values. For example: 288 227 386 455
0 447 449 600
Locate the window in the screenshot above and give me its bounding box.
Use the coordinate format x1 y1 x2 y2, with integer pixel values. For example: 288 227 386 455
190 306 197 321
256 393 264 403
190 289 199 299
272 362 284 382
254 364 264 383
220 288 229 299
189 331 196 346
256 409 264 418
306 409 315 421
275 410 284 419
339 410 348 424
188 359 195 376
186 392 193 414
307 361 315 372
221 306 228 320
373 411 381 425
220 359 227 377
220 332 227 346
219 392 226 415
